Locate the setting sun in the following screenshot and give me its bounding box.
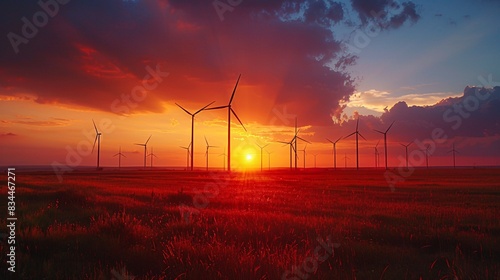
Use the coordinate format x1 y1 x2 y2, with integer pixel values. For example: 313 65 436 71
245 154 253 161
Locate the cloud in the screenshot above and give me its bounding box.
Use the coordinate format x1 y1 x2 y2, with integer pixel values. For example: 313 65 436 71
379 86 500 141
350 0 420 29
0 0 418 126
344 89 461 113
0 132 17 137
2 117 70 127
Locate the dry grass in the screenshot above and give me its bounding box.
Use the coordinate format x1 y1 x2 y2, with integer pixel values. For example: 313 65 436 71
0 168 499 279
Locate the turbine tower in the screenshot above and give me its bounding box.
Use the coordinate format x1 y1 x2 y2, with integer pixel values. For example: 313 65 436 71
344 153 350 168
92 119 102 169
180 143 191 170
113 146 126 169
204 136 218 171
256 143 269 172
374 140 380 169
344 117 366 170
313 153 318 168
400 141 413 169
277 139 295 171
326 137 342 169
448 142 459 169
134 135 151 168
176 101 214 171
206 74 246 172
374 121 395 170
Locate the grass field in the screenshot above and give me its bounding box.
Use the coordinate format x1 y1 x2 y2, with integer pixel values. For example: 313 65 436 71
1 168 499 279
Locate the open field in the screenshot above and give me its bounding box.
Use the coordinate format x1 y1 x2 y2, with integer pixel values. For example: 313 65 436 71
1 168 499 279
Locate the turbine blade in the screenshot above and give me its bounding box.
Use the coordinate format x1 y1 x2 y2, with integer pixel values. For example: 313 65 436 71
92 119 98 134
344 132 356 139
204 136 208 146
205 105 228 111
92 135 98 153
263 144 269 148
407 141 413 147
358 133 367 141
231 108 247 132
229 74 241 105
122 154 127 158
326 138 334 144
373 129 385 134
386 121 395 133
175 103 193 116
296 136 311 144
335 136 342 143
194 101 216 115
145 135 152 145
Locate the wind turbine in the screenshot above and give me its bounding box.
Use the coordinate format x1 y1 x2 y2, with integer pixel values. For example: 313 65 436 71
344 153 350 168
147 147 158 169
256 143 269 172
344 117 366 170
134 135 151 168
400 141 413 169
425 144 430 169
180 143 191 170
113 146 126 169
326 137 342 169
448 142 459 169
277 139 295 171
219 147 227 171
204 136 218 171
92 119 102 169
293 118 310 170
313 153 318 168
374 140 380 169
266 150 273 171
176 101 215 171
299 144 308 169
206 74 246 172
374 121 395 170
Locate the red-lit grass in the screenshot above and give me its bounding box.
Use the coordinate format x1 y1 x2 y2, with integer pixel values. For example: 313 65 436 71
0 169 498 279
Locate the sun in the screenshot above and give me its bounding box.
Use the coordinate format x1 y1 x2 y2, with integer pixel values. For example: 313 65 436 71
245 153 253 161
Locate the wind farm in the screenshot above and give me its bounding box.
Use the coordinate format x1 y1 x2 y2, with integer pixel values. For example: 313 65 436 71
3 1 500 279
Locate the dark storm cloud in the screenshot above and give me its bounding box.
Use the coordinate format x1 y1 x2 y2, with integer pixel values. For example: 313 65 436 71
0 0 418 125
379 86 500 141
350 0 420 29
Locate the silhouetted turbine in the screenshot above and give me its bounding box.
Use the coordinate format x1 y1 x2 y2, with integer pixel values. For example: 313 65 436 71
147 147 158 168
448 142 460 169
326 137 342 169
113 146 126 169
134 135 151 168
374 121 395 170
92 119 102 169
206 74 246 172
400 141 413 169
176 101 214 171
256 143 269 172
204 136 218 171
180 143 191 170
345 118 366 170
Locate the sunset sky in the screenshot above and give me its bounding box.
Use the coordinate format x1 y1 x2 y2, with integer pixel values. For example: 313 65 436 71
1 0 499 169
